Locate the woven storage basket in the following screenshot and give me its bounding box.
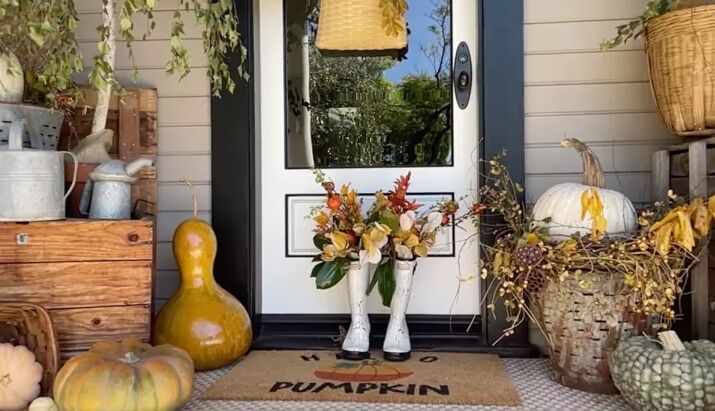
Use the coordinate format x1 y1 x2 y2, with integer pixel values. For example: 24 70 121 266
316 0 407 57
537 272 646 395
0 302 59 396
645 5 715 137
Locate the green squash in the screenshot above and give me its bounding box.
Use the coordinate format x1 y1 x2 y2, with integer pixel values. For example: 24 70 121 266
610 331 715 411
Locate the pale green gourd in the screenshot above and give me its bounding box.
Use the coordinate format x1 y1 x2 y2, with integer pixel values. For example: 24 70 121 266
610 331 715 411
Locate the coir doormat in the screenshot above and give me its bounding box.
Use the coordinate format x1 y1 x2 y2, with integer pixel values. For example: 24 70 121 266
204 351 521 405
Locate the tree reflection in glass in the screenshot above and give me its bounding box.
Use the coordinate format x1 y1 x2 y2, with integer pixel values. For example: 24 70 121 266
285 0 453 168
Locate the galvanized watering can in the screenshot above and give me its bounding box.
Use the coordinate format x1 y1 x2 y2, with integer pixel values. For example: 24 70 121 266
0 119 78 221
79 157 154 220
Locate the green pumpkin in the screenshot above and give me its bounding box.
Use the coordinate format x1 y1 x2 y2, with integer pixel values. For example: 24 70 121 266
610 332 715 411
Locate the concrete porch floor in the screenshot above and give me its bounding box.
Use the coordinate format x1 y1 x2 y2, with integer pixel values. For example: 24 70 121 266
187 358 633 410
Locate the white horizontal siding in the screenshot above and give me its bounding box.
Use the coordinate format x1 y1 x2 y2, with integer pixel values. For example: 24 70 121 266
524 0 678 204
75 3 212 309
74 0 680 310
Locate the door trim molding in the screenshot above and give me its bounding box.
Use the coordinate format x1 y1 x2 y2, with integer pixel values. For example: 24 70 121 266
211 0 528 352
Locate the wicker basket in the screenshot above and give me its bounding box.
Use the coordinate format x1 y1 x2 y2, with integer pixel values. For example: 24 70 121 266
316 0 407 57
0 303 59 396
0 103 64 150
537 272 646 395
645 5 715 137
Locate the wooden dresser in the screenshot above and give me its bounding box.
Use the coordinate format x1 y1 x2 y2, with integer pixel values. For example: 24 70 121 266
0 219 154 360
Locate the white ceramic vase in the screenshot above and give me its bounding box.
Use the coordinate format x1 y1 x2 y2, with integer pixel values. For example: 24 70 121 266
0 52 24 103
341 260 371 360
383 258 416 361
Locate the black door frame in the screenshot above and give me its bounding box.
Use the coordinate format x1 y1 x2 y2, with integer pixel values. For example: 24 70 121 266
212 0 532 355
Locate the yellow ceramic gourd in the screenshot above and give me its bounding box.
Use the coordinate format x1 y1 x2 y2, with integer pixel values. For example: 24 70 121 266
153 180 252 370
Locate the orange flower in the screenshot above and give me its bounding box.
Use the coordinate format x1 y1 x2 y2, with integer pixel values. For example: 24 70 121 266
327 194 342 211
470 202 485 215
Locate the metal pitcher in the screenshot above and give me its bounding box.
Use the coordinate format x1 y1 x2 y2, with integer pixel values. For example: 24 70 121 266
80 157 154 220
0 119 78 221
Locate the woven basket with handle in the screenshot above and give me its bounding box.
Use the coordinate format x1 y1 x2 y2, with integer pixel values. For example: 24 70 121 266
537 272 646 395
645 5 715 137
316 0 407 57
0 302 59 396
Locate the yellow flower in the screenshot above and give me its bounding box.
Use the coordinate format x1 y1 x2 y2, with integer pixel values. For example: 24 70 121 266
374 191 388 209
314 212 329 226
321 244 339 262
352 223 366 236
688 197 711 238
649 206 696 254
360 223 390 265
709 194 715 219
347 190 357 205
581 188 607 241
329 231 350 250
414 243 429 258
320 231 350 261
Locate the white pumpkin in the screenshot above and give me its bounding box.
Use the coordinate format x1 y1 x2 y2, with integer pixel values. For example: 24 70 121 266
532 138 637 240
0 52 24 103
0 343 43 411
29 397 58 411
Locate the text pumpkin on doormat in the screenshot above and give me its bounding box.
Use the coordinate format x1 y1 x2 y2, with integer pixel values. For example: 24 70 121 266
204 351 521 405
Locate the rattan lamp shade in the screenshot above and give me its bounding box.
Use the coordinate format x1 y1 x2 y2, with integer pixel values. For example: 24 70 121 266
316 0 407 57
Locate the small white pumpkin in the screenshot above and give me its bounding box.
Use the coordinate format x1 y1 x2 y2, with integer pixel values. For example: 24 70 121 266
29 397 58 411
532 138 637 240
0 51 24 104
0 343 43 411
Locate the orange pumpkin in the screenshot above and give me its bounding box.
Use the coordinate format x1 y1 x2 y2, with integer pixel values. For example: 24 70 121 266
53 339 194 411
314 360 413 382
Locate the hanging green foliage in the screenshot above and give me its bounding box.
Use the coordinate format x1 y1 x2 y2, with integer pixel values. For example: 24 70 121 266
100 0 248 97
601 0 715 50
0 0 82 108
0 0 248 108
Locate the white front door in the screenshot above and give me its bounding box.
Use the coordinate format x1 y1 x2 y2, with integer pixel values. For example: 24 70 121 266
257 0 479 315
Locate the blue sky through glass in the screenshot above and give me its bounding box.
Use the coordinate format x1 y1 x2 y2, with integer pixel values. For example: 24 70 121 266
384 1 450 83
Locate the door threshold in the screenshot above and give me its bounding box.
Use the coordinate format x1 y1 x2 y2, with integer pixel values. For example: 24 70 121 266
252 314 539 357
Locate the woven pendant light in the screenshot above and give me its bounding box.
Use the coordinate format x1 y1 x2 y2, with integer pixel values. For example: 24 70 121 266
316 0 408 58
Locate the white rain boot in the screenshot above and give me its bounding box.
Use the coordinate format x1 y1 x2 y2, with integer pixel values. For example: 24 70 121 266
383 259 416 362
341 260 371 360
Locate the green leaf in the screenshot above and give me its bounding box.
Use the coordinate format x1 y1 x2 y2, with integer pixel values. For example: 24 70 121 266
315 259 349 289
311 262 325 278
380 210 400 232
376 258 395 307
120 16 133 31
313 234 330 251
366 258 386 296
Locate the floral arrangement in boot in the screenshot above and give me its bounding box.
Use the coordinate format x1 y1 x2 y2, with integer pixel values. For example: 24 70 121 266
364 173 456 306
309 170 368 289
308 170 457 361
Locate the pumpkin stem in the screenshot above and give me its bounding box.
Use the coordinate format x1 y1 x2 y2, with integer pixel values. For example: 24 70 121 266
658 330 686 351
181 178 198 218
0 373 11 387
561 138 605 188
121 351 142 364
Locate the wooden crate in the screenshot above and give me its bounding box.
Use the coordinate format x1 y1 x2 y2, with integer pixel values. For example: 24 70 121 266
0 220 154 360
653 139 715 341
59 86 158 219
